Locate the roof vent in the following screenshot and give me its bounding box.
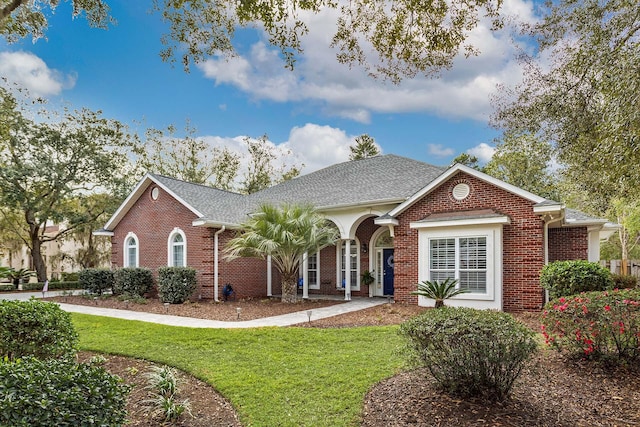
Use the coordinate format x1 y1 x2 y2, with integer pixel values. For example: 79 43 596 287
452 183 470 201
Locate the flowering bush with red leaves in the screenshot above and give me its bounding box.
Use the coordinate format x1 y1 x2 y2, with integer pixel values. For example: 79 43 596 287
541 289 640 362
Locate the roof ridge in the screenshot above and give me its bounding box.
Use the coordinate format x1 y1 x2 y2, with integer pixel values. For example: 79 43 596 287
149 172 244 196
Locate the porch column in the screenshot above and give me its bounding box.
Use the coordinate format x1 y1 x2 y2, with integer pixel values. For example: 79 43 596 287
344 239 351 301
302 251 309 299
267 255 272 297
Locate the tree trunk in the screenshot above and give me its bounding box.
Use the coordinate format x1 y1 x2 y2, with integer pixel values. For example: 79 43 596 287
281 273 298 303
435 299 444 308
27 219 47 282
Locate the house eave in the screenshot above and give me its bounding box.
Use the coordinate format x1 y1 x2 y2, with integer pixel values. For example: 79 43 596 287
317 198 405 212
410 215 511 229
192 219 241 229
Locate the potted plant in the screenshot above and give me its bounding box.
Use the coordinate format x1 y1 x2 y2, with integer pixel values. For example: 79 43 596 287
361 270 375 287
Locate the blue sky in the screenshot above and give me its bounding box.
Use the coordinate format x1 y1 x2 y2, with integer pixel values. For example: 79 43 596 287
0 0 537 174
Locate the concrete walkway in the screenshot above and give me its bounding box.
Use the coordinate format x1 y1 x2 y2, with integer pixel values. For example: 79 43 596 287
0 291 388 328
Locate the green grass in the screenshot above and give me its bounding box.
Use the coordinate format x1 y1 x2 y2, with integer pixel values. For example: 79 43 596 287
72 314 405 427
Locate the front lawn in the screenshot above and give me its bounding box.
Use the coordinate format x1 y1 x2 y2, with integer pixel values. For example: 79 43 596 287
73 314 404 427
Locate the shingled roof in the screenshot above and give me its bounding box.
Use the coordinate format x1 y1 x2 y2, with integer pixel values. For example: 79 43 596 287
103 154 608 231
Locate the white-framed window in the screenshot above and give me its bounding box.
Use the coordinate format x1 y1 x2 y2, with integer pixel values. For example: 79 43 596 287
337 239 360 290
124 232 139 267
167 228 187 267
429 236 487 293
416 224 503 309
300 251 321 290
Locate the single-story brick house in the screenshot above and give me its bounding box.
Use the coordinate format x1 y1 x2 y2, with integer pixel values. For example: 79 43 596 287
96 154 615 312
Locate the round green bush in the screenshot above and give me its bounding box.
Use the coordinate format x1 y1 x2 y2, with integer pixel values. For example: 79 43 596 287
113 267 154 297
399 307 537 401
157 267 197 304
0 357 130 427
540 260 614 299
79 268 114 295
0 299 78 361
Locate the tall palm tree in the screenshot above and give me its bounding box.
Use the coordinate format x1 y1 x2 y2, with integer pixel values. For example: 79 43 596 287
225 203 338 303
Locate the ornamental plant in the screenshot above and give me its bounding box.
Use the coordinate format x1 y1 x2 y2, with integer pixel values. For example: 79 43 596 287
0 299 78 361
400 307 537 401
0 357 130 427
541 289 640 362
540 260 613 298
157 267 197 304
113 267 154 297
79 268 114 295
411 278 469 308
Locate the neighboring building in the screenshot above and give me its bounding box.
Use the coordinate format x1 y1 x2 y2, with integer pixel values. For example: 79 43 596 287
96 155 615 312
0 225 107 280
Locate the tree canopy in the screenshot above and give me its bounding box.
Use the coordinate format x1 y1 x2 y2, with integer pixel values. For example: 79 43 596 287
0 86 133 281
492 0 640 210
224 203 338 303
349 134 380 160
2 0 503 82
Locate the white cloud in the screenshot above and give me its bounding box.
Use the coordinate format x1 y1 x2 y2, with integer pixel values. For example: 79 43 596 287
428 144 455 157
467 143 496 163
196 0 535 123
0 51 76 97
198 123 377 177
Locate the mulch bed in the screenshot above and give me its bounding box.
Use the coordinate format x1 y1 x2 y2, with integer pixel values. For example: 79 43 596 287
59 300 639 426
48 295 341 321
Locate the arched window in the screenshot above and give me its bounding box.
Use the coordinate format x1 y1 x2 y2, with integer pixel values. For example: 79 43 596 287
124 233 139 267
168 229 187 267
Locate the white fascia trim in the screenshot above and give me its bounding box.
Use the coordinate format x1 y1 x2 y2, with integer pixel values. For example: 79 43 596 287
389 164 546 218
103 174 205 231
410 215 511 229
564 219 609 227
599 222 619 240
192 219 241 229
533 204 564 214
92 230 114 236
318 198 405 211
374 217 399 226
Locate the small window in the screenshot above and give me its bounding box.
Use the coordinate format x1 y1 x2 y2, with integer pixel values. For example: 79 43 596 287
124 233 139 267
168 229 186 267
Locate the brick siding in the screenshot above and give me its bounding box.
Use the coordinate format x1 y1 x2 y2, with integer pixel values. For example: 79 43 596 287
548 227 588 262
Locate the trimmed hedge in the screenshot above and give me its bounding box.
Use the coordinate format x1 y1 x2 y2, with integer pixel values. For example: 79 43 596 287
0 299 78 361
540 260 614 298
113 268 154 297
22 281 82 291
0 357 130 427
400 307 537 401
79 268 114 295
157 267 197 304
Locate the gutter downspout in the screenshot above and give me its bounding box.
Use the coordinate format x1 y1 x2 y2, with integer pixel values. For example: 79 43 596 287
214 226 226 302
543 213 564 304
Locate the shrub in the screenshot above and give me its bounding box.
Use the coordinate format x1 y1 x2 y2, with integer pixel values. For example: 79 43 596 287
61 271 80 282
541 289 640 362
0 357 130 427
399 307 537 401
113 267 154 297
540 260 614 298
0 299 78 361
157 267 197 304
612 274 638 289
79 268 114 295
0 283 14 291
21 281 82 291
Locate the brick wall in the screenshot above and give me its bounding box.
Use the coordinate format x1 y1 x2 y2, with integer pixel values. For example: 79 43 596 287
394 172 546 312
548 227 588 262
111 184 267 300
